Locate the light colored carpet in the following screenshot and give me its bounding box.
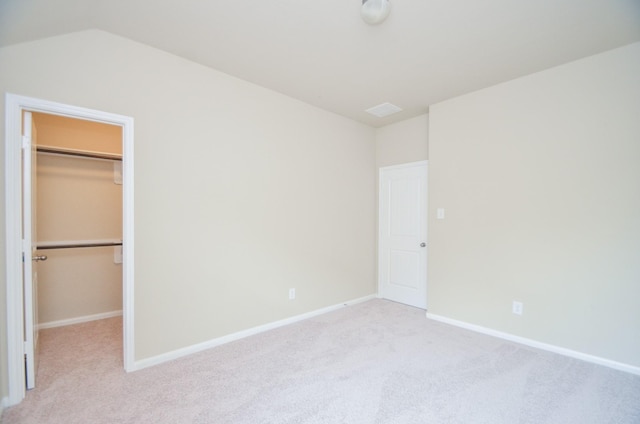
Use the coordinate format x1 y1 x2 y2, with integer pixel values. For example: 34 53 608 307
2 299 639 423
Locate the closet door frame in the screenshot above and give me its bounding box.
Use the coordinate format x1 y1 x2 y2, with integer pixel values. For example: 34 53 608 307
4 93 135 406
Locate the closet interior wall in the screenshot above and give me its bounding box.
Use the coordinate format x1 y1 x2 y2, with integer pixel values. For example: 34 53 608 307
33 112 123 327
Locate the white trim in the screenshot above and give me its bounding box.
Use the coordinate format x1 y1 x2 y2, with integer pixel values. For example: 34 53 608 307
378 160 428 173
4 93 135 406
37 310 123 330
133 294 377 371
426 312 640 376
5 94 25 406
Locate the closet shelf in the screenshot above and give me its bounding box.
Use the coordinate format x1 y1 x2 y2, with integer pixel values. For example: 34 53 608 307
37 146 122 162
37 239 122 250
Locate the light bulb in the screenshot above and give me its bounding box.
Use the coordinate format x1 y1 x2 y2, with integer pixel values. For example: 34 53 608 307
361 0 391 25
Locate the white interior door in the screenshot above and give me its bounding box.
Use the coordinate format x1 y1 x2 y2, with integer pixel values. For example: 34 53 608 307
22 111 42 389
379 161 428 309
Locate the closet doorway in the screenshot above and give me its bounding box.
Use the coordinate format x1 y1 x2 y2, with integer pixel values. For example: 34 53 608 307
33 112 124 337
4 94 135 406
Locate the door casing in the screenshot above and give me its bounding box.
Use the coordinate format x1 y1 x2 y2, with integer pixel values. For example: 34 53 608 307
4 93 135 406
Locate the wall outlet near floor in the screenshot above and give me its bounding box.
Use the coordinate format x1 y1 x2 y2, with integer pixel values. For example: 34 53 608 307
289 288 296 300
512 301 523 315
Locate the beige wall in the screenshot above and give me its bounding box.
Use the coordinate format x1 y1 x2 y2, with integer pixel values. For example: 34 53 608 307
0 28 377 393
35 246 122 323
33 113 122 155
376 114 428 168
428 42 640 367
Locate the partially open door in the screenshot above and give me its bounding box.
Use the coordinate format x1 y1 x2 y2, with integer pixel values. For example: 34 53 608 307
5 94 135 406
22 111 44 389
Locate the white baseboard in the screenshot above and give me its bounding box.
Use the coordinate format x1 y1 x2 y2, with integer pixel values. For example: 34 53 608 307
1 396 8 419
37 310 123 330
133 294 377 371
426 312 640 376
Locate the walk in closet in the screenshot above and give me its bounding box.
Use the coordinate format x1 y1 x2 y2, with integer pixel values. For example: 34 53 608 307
32 112 123 329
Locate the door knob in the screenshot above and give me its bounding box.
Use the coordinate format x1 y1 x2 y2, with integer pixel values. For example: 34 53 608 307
32 255 48 262
420 242 426 247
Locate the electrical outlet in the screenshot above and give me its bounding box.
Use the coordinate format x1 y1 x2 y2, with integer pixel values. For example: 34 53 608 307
289 288 296 300
512 301 523 315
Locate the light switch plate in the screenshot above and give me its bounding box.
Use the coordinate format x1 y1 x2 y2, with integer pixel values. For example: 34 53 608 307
437 208 445 219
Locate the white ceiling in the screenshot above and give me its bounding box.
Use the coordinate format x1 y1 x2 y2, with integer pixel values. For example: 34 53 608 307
1 0 639 127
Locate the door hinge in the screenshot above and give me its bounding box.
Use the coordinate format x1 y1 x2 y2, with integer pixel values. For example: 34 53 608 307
22 135 31 150
22 239 28 262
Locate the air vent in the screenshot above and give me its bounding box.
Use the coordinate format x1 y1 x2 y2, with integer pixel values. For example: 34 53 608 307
365 102 402 118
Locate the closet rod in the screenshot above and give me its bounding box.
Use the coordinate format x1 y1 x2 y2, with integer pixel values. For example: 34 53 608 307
37 146 122 161
37 241 122 250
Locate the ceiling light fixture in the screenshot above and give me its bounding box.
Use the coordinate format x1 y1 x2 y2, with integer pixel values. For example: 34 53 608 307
361 0 391 25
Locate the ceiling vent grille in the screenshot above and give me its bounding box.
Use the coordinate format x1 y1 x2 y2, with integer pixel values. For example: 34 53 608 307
365 102 402 118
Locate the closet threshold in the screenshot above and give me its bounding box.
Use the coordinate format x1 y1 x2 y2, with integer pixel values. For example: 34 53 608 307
37 146 122 161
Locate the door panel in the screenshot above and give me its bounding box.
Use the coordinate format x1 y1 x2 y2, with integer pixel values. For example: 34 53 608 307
379 162 427 309
22 111 40 389
390 249 420 289
390 177 420 236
